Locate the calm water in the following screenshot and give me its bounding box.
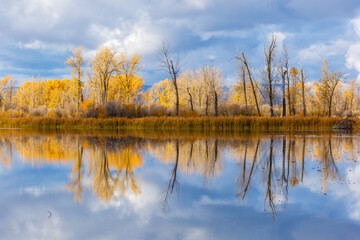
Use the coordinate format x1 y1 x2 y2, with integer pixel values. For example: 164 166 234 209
0 129 360 239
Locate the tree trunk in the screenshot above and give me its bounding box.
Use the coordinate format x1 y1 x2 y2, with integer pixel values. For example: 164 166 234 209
188 88 194 111
268 70 274 117
175 84 179 116
205 95 209 116
301 69 306 116
282 72 286 117
242 68 248 113
214 91 218 116
242 57 260 116
287 72 291 116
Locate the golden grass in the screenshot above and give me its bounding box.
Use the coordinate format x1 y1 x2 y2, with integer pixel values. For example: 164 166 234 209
0 116 345 131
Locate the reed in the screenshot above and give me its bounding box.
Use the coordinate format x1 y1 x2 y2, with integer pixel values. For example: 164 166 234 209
0 116 345 131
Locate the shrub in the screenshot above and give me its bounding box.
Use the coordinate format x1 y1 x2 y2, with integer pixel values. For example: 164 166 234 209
30 106 48 116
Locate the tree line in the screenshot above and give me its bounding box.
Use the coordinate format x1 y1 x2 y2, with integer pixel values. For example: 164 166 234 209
0 35 354 118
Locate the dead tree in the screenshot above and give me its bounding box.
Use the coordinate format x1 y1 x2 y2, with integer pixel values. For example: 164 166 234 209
264 34 277 117
159 41 181 116
300 69 307 116
235 52 261 116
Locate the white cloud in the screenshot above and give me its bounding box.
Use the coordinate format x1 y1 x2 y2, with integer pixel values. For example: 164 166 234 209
298 40 348 64
89 11 162 55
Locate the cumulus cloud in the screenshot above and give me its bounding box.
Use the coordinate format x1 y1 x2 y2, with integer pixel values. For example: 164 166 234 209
0 0 360 84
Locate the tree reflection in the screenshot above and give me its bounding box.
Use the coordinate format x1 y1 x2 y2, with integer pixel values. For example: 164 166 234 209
0 130 351 217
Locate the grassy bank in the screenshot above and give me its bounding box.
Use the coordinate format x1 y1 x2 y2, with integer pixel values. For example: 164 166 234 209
0 116 347 131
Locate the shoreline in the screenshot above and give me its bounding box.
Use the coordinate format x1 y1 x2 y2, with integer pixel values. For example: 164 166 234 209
0 116 348 131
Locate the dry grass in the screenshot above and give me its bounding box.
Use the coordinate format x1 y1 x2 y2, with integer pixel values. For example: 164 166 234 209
0 116 345 131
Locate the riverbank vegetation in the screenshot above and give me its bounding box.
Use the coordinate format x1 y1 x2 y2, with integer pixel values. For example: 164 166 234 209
0 116 345 131
0 35 357 126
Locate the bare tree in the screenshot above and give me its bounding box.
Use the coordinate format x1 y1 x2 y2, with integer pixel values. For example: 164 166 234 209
264 34 277 117
159 41 181 116
279 44 289 117
235 52 261 116
201 65 223 116
300 69 307 116
235 59 248 113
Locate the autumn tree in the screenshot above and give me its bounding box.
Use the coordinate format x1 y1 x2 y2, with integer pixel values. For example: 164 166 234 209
115 53 143 104
159 41 181 116
317 60 343 117
90 46 123 105
201 65 223 116
178 70 197 112
235 59 248 113
0 76 16 111
65 46 84 111
289 66 299 115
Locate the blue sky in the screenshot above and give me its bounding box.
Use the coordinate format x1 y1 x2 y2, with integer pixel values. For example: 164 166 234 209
1 0 360 86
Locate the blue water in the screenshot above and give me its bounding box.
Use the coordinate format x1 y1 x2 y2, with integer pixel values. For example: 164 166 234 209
0 130 359 239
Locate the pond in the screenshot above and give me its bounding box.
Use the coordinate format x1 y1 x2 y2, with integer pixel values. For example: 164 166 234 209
0 129 359 239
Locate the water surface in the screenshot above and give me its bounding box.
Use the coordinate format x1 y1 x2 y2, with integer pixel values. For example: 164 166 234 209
0 129 360 239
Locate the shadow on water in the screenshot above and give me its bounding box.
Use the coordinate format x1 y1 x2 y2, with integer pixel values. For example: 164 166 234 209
0 129 352 221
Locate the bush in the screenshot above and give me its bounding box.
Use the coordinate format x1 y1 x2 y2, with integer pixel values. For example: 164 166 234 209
86 107 100 118
104 101 123 117
48 108 64 118
30 106 48 116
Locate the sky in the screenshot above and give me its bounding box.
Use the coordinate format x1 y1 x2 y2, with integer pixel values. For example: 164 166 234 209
1 0 360 86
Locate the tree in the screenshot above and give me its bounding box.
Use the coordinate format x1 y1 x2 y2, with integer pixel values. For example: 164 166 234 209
159 41 181 116
116 53 143 104
0 76 15 111
179 70 196 112
235 59 248 113
235 52 261 116
300 69 307 116
201 65 223 116
317 60 343 117
264 34 277 116
90 47 123 105
65 46 84 111
279 44 289 117
289 66 299 115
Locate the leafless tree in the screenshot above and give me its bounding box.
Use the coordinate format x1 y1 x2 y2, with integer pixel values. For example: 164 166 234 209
300 69 307 116
159 41 181 116
264 34 277 117
235 52 261 116
201 65 222 116
279 44 289 117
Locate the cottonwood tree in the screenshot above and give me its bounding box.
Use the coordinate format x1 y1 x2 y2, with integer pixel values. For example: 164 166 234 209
300 69 307 116
235 59 248 113
279 44 289 117
289 66 299 115
90 46 124 105
159 41 181 116
65 46 84 111
117 53 143 104
264 34 277 117
201 65 223 116
179 70 196 112
235 52 261 116
317 60 343 117
0 76 16 111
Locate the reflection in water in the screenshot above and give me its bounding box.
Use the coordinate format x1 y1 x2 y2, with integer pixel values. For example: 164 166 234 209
0 130 354 219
